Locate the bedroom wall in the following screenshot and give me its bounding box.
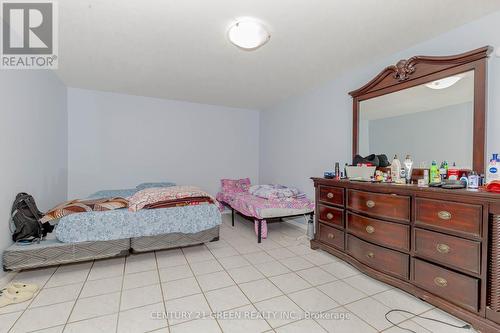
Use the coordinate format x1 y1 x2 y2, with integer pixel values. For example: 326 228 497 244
0 71 68 280
67 88 260 198
260 11 500 198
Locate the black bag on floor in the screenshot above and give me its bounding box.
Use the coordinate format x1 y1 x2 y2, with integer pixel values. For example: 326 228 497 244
10 193 54 242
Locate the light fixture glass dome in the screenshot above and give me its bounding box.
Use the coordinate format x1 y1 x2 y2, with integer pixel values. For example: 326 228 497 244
425 76 462 90
228 19 270 50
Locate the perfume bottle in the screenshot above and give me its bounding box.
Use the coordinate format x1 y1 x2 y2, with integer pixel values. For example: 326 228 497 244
404 155 413 184
335 162 340 180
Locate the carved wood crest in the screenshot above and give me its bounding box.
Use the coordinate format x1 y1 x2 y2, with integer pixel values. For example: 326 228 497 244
349 46 492 98
392 58 416 81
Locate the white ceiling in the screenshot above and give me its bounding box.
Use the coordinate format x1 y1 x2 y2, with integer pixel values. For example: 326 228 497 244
361 71 474 120
56 0 500 110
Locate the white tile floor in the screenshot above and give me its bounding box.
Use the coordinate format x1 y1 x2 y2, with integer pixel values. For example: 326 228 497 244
0 213 477 333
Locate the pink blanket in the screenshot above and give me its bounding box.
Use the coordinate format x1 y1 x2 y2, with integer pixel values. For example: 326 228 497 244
217 192 313 219
217 191 313 239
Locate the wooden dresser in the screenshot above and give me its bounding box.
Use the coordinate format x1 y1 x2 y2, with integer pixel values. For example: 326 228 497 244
311 178 500 333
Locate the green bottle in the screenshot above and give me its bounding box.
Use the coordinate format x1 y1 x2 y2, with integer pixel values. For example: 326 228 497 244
430 160 440 183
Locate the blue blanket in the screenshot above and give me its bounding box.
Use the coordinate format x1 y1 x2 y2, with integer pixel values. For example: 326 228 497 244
55 204 221 243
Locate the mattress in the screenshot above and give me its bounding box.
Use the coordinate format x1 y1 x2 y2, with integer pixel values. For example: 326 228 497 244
55 204 222 243
3 233 129 271
3 227 221 271
216 191 314 219
131 226 219 252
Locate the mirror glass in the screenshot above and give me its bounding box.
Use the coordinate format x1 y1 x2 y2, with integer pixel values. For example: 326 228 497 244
358 70 474 169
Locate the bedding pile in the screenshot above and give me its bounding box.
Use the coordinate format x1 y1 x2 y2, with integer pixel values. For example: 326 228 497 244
216 179 314 220
249 184 306 200
128 185 223 211
51 183 222 243
41 197 129 223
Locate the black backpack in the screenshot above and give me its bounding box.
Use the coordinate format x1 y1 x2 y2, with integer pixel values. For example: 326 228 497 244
10 193 53 242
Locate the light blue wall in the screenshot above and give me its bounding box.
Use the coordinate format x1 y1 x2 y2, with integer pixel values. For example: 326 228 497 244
67 88 260 197
0 71 67 279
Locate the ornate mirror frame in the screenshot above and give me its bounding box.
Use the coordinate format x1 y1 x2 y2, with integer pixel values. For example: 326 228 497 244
349 46 493 173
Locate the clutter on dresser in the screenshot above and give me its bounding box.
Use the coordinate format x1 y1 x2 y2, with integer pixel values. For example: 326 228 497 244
342 152 495 191
345 165 377 181
486 180 500 193
323 171 334 179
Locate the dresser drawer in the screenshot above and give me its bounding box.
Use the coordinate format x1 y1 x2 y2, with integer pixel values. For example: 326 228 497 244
319 186 344 207
413 259 479 312
319 223 344 250
415 198 482 238
346 234 409 280
347 190 410 222
319 205 344 228
347 212 409 251
414 228 481 275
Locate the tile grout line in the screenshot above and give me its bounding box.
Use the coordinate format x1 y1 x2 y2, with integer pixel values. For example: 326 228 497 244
60 261 95 332
114 256 127 333
7 266 60 333
178 247 227 332
232 216 337 331
9 215 439 333
201 245 277 332
203 215 323 330
172 218 424 331
220 215 385 332
218 216 330 330
153 250 170 330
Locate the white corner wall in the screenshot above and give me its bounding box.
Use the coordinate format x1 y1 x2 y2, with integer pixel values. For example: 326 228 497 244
260 11 500 198
67 88 260 197
0 71 67 279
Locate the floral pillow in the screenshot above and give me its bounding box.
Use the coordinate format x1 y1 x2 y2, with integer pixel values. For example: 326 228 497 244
221 178 251 193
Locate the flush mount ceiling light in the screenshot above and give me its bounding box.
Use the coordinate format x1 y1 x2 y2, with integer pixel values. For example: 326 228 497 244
425 76 462 90
228 19 270 50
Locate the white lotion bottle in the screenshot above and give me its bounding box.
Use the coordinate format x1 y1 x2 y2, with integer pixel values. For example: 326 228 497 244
487 153 499 183
391 155 401 182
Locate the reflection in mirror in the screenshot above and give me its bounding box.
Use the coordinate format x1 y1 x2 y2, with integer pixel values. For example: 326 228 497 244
358 70 474 169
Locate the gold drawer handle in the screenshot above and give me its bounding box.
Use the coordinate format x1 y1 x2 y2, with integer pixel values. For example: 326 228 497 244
366 200 375 208
327 233 335 239
436 243 450 254
365 225 375 234
434 277 448 287
366 252 374 258
327 192 334 199
326 213 334 220
438 211 452 220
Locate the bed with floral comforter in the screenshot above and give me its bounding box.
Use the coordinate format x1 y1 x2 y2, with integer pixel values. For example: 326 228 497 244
55 186 222 243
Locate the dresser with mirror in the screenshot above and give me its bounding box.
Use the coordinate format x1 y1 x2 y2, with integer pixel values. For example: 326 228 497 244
311 46 500 333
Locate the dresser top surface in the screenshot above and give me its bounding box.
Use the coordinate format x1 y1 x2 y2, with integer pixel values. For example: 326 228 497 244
312 177 500 202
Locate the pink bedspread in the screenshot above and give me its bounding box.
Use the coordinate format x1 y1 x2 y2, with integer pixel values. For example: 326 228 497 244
216 191 314 220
